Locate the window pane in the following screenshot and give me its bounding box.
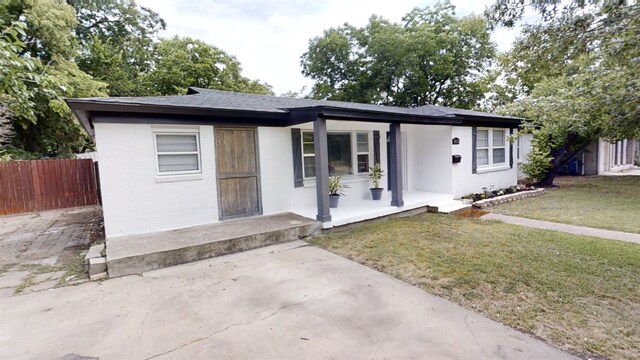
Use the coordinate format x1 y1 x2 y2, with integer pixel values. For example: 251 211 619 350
493 148 506 164
477 130 488 148
158 154 199 172
303 143 314 154
493 130 505 146
157 135 197 152
477 149 488 166
357 133 368 152
328 133 352 175
303 156 315 178
303 132 314 143
357 154 369 173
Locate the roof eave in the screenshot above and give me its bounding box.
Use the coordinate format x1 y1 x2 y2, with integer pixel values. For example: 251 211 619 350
288 106 462 126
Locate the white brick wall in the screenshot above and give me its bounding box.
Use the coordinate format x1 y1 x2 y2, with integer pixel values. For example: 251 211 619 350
94 123 219 238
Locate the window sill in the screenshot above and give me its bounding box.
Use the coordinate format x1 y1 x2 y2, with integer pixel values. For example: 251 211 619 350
155 173 203 183
476 165 511 174
302 174 370 188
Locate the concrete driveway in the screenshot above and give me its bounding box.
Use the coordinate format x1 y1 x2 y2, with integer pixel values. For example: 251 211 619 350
0 241 575 360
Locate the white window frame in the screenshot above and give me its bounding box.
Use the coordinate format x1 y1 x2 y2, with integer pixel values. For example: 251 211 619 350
153 129 202 177
355 132 371 174
302 131 316 179
301 130 371 179
476 127 509 170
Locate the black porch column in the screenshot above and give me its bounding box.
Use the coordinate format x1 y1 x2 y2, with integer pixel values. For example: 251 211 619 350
314 116 331 222
389 122 404 207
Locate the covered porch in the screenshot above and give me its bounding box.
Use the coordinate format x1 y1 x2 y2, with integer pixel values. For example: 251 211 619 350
291 190 468 229
292 109 463 229
293 110 467 228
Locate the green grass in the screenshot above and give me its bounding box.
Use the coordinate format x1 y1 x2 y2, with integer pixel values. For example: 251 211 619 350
310 213 640 360
492 176 640 234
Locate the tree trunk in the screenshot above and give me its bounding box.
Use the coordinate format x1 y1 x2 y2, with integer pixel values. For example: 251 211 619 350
538 137 592 187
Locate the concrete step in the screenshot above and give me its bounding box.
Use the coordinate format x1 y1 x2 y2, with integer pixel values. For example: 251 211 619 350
106 213 321 278
432 201 471 214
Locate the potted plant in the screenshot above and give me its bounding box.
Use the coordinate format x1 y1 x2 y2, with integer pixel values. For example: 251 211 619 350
368 163 384 200
328 176 349 208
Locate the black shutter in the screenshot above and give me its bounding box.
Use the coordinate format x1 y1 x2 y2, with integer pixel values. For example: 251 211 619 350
509 128 514 169
291 128 304 188
472 127 478 174
373 130 381 165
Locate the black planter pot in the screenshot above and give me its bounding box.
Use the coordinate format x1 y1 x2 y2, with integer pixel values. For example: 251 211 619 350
370 188 383 200
329 195 340 208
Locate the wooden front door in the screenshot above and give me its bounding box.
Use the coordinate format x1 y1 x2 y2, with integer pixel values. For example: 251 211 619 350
215 127 262 220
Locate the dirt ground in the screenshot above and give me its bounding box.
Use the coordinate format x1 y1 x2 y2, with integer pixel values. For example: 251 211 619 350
0 206 104 298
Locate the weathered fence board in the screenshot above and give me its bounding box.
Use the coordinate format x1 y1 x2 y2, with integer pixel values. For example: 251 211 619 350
0 159 98 215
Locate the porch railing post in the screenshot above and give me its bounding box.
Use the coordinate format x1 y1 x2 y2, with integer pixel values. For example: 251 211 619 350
314 116 331 222
389 122 404 207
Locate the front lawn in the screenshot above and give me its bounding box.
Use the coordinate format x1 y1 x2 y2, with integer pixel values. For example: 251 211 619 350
492 176 640 234
310 213 640 360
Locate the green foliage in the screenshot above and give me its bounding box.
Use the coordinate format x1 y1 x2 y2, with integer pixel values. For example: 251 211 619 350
487 1 640 185
0 0 107 158
1 0 269 158
72 2 273 97
368 163 384 189
301 1 495 108
0 21 40 124
145 37 273 96
520 132 552 182
72 1 165 96
328 176 349 196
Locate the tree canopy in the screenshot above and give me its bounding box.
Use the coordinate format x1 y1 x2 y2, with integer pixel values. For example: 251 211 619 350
301 2 496 109
72 0 165 96
146 37 272 96
1 0 106 158
0 0 272 159
486 0 640 185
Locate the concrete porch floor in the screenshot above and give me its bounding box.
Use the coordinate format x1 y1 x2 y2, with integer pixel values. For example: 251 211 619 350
106 212 321 277
292 190 469 228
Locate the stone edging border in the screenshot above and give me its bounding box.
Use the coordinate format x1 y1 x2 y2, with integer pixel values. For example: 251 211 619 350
472 188 546 208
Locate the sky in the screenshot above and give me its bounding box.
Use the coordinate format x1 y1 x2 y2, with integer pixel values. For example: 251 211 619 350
137 0 524 95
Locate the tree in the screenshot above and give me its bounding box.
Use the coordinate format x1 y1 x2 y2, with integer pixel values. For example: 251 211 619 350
71 1 165 96
486 0 640 185
145 36 273 96
0 0 106 158
301 1 496 108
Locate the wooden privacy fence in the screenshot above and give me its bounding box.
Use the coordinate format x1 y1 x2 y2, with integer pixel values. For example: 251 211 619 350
0 159 99 215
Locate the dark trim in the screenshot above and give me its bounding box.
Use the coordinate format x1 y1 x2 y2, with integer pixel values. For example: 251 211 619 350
93 114 290 127
66 99 288 119
313 117 331 222
472 127 478 174
290 107 463 126
509 128 514 169
389 123 404 207
373 130 381 165
456 118 521 128
291 128 304 188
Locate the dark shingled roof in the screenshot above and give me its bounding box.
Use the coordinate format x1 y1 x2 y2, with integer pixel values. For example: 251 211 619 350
66 87 522 136
71 87 518 120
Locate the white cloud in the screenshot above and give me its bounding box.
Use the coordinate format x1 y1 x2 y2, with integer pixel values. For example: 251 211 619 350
138 0 522 95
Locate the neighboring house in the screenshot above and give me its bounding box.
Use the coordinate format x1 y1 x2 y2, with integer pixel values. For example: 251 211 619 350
517 135 639 179
67 88 522 238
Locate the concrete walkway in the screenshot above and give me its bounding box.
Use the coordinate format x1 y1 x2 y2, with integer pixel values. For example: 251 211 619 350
0 241 575 360
482 213 640 244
